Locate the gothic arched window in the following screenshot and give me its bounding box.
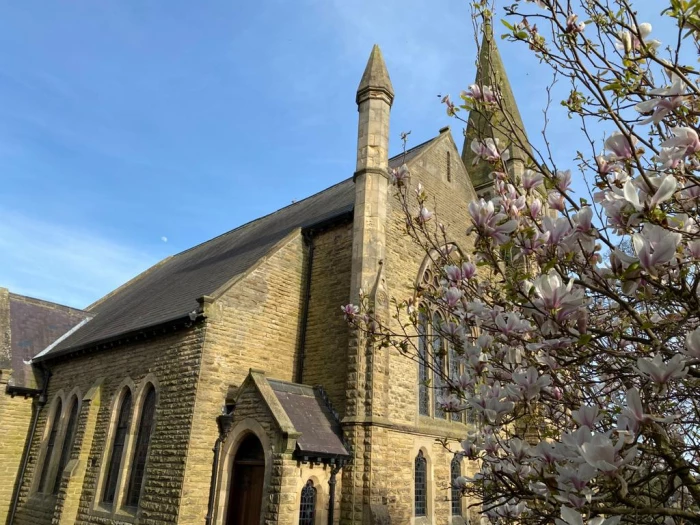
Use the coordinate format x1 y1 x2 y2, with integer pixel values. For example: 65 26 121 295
451 455 462 516
299 480 317 525
52 395 79 494
38 398 62 493
418 313 430 416
102 389 132 505
125 385 156 507
414 451 427 517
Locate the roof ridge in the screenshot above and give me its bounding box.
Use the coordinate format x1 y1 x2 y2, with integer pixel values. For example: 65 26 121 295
173 137 436 260
173 176 353 258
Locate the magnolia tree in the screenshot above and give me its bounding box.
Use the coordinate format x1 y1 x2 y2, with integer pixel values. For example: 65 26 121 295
343 0 700 523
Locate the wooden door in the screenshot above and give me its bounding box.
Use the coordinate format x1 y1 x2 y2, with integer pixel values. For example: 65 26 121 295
226 434 265 525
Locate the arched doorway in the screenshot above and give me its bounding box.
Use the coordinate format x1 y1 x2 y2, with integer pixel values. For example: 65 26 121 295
226 434 265 525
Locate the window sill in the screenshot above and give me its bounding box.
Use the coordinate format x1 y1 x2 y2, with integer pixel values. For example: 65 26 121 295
89 503 137 523
26 492 58 507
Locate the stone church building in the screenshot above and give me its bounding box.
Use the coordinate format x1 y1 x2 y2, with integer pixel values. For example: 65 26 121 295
0 25 529 525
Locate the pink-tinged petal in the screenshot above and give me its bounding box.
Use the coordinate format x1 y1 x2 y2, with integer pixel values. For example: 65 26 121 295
649 175 677 207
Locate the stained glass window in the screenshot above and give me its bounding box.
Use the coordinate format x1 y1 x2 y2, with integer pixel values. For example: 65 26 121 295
414 451 427 517
451 456 462 516
418 313 430 416
52 397 79 494
125 386 156 507
38 399 62 493
102 390 132 505
299 480 316 525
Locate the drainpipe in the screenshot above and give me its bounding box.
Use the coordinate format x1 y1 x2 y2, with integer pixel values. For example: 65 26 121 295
205 411 234 525
296 230 315 384
327 461 343 525
8 363 51 525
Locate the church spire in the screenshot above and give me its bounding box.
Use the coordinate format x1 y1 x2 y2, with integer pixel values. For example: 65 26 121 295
462 16 530 199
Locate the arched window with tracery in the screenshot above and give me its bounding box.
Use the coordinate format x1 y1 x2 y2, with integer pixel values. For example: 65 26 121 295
52 395 79 494
416 247 466 422
38 398 62 493
299 480 317 525
414 451 427 517
451 455 462 516
125 385 156 507
102 389 132 505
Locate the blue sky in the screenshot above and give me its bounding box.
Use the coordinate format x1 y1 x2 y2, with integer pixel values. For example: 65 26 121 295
0 0 676 308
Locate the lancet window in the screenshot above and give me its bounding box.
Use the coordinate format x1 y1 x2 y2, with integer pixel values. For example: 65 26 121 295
125 384 157 507
299 480 317 525
38 398 62 493
414 451 427 517
52 395 80 494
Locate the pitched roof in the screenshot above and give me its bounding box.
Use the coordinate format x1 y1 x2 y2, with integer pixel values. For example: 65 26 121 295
268 379 349 459
35 138 436 361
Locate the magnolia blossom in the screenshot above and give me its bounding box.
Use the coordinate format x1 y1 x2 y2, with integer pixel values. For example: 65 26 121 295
604 132 637 161
417 207 433 223
529 271 586 321
470 138 511 164
557 507 621 525
468 199 518 244
660 126 700 161
522 169 545 190
390 164 410 186
622 175 677 210
615 23 661 54
635 73 689 124
565 14 585 33
441 94 456 116
462 83 498 103
578 432 636 473
685 326 700 358
341 304 359 321
636 354 687 384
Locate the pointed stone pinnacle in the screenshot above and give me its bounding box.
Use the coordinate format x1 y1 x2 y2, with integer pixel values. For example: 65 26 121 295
356 44 394 104
462 19 531 194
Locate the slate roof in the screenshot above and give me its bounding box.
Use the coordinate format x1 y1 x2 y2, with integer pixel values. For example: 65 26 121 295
268 379 349 459
34 137 436 362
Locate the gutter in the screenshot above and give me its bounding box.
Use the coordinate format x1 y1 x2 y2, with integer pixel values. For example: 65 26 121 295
8 363 51 525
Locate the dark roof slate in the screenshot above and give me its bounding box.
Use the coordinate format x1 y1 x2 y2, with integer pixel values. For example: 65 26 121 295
36 138 436 361
268 379 349 459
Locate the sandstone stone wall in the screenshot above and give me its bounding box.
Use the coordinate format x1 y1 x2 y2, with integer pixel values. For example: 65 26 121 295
301 223 353 414
180 232 307 524
0 369 35 525
11 325 206 525
342 132 480 525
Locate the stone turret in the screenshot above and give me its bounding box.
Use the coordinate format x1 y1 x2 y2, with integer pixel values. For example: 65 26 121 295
350 44 393 306
462 19 531 199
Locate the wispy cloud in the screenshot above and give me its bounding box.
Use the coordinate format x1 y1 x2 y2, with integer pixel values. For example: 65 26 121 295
0 210 159 308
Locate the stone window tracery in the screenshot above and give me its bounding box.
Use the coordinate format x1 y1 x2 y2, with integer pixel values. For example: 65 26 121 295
416 250 470 424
